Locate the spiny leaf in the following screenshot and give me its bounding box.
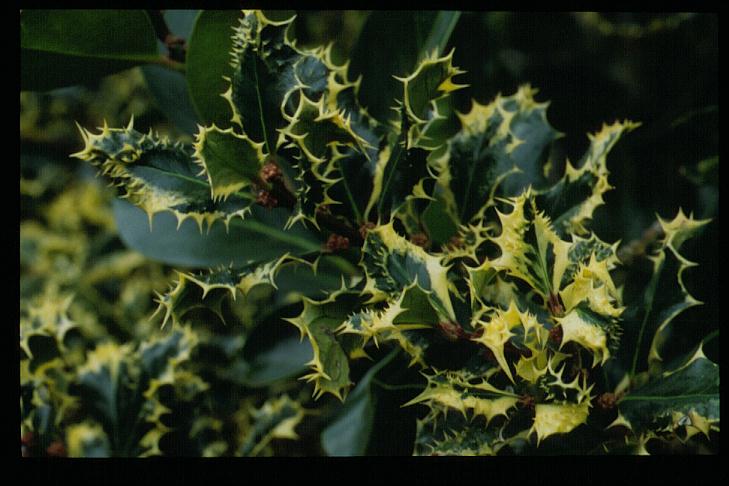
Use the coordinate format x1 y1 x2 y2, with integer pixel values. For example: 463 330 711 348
536 120 640 237
237 395 306 456
66 421 111 457
555 305 618 367
625 209 709 375
395 49 467 147
360 221 455 321
404 369 520 424
73 122 254 232
428 85 560 226
153 256 287 328
337 284 435 367
154 254 356 328
139 326 205 457
412 407 525 456
365 51 466 222
530 400 591 445
365 106 432 221
284 295 362 401
615 346 719 440
280 94 374 224
225 10 351 154
193 124 267 202
20 286 77 361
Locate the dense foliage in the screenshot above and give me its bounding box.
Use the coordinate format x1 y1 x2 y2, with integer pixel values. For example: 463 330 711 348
20 10 718 456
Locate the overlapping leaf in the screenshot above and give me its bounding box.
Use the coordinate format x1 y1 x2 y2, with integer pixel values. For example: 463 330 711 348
73 122 255 231
614 345 719 441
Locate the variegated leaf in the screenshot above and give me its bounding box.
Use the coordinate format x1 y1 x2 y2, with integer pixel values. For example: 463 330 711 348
614 346 719 441
193 125 267 201
536 120 640 237
360 221 455 321
236 395 306 456
72 122 254 231
284 294 363 401
621 210 709 375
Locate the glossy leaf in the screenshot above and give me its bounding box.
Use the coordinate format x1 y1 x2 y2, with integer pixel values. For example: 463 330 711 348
243 336 314 387
349 11 461 124
112 199 322 268
141 65 199 135
321 349 398 456
186 10 242 126
21 10 159 91
616 347 719 439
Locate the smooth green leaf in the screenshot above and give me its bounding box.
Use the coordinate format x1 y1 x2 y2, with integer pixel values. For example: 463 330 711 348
112 199 322 268
141 65 199 135
243 336 314 388
21 10 160 91
321 349 398 456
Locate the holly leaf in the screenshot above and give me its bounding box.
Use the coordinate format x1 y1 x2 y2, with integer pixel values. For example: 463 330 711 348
615 346 719 441
321 349 399 456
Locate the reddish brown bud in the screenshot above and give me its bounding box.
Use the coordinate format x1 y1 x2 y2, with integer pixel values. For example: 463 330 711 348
437 321 464 342
517 394 536 410
315 205 331 216
547 292 564 317
325 233 350 252
549 325 563 345
256 189 278 208
596 392 617 411
260 161 283 183
446 235 464 250
359 222 376 240
410 233 429 248
46 441 66 457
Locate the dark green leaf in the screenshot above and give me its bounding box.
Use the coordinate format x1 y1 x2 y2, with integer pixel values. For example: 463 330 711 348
21 10 159 91
243 336 313 387
141 65 199 134
112 199 322 268
321 349 398 456
186 10 242 126
618 352 719 435
349 11 460 123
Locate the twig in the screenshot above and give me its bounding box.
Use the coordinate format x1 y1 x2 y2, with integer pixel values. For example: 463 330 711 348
616 220 664 265
146 10 187 64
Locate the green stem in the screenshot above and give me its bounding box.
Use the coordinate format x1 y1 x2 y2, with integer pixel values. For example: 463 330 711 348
376 140 405 217
252 58 272 156
338 169 363 224
372 379 425 392
630 261 663 377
